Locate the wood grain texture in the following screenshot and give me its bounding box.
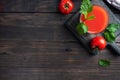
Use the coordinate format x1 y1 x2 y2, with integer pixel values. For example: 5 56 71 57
0 0 119 13
0 68 120 80
0 40 120 80
0 0 120 80
0 14 120 80
0 0 81 13
0 13 120 42
0 13 75 41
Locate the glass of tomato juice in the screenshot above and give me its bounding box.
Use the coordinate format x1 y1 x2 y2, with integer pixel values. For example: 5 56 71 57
80 5 109 34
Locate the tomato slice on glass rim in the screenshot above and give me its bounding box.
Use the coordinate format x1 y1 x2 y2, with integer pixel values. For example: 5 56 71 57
80 5 109 34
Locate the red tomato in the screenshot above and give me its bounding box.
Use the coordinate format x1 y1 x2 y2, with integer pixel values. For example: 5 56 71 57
59 0 74 15
91 36 107 50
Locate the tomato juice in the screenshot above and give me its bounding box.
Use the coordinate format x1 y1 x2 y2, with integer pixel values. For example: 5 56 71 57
80 5 109 34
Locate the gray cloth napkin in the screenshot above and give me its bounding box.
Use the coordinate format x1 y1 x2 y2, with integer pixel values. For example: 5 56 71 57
106 0 120 10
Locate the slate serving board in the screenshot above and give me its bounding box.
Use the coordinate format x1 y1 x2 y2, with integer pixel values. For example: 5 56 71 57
64 0 120 55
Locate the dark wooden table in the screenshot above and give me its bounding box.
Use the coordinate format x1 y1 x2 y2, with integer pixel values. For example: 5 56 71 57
0 0 120 80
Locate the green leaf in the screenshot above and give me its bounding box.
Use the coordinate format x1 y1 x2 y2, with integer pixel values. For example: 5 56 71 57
98 59 111 67
76 22 88 34
104 23 120 42
106 23 120 32
104 31 115 42
80 0 93 18
86 15 95 20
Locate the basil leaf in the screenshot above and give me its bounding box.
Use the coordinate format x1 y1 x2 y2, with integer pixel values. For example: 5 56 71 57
76 23 88 34
104 31 115 42
104 23 120 42
98 59 111 67
104 31 111 42
80 0 93 18
106 23 120 32
86 15 95 20
110 32 116 40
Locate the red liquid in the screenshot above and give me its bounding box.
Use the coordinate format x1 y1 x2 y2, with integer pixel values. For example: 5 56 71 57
80 5 109 34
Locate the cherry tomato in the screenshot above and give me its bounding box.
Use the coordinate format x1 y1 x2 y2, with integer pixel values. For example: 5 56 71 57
59 0 74 15
91 36 107 50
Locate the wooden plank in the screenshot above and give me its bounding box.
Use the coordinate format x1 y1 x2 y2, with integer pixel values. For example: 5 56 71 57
0 13 75 41
0 13 120 42
0 13 69 27
0 0 119 13
0 40 119 68
0 68 120 80
0 41 120 80
0 0 81 13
